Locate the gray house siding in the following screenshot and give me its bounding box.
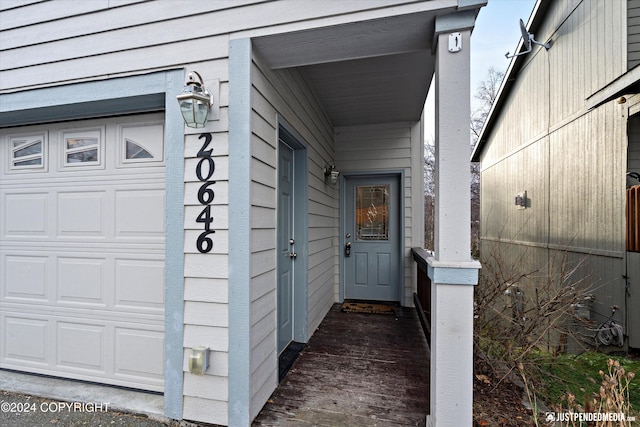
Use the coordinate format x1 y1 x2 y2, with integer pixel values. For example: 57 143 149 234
477 0 629 336
629 0 640 69
1 0 438 424
248 49 337 419
629 112 640 174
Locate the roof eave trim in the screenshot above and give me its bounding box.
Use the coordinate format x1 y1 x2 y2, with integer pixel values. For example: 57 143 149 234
585 65 640 111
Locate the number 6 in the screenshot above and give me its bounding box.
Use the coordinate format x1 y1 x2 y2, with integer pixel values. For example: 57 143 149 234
197 181 216 204
196 230 216 253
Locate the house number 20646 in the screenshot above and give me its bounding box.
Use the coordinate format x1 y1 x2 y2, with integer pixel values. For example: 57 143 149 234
195 133 215 253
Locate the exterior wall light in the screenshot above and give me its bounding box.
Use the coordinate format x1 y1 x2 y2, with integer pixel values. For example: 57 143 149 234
324 165 340 185
177 71 213 128
515 191 527 209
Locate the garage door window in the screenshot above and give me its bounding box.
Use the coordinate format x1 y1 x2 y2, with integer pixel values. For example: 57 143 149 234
126 139 153 159
10 134 46 171
118 123 164 167
62 128 103 168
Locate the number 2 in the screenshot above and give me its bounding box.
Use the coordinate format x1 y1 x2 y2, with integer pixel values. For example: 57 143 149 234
197 133 213 157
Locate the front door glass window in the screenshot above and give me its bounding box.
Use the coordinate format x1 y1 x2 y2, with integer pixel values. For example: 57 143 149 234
355 185 390 240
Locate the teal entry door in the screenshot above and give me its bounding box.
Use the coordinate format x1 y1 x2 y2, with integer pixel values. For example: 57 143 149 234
344 175 400 302
277 141 295 354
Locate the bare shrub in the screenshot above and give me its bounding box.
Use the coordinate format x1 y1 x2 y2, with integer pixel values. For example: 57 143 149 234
553 359 636 427
474 240 597 385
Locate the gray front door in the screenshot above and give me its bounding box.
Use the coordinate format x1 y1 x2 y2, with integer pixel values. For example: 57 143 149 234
277 141 295 354
344 175 400 301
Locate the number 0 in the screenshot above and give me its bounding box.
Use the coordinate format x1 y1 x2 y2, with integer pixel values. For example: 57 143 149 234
196 157 215 181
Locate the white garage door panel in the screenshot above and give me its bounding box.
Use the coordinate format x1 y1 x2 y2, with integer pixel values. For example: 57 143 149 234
0 114 165 392
3 185 165 243
2 250 164 316
4 255 49 300
115 189 165 238
4 193 50 236
57 322 106 371
57 191 106 236
2 315 49 365
58 257 106 304
115 259 164 309
115 328 164 380
1 312 164 391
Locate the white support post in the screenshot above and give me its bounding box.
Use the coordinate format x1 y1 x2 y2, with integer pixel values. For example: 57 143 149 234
428 24 481 427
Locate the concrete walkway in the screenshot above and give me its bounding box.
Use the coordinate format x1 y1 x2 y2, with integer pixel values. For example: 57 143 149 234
0 369 172 426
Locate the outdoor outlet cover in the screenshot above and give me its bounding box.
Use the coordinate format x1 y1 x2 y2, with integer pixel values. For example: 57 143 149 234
189 346 209 375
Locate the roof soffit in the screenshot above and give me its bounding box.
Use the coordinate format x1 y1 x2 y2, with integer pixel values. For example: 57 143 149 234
252 3 482 127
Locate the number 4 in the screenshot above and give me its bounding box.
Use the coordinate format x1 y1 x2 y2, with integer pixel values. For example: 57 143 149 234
196 205 213 230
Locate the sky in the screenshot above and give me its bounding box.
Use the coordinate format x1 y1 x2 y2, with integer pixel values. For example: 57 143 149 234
471 0 537 107
425 0 537 141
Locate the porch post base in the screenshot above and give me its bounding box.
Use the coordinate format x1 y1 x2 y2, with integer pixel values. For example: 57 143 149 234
427 259 480 427
426 415 434 427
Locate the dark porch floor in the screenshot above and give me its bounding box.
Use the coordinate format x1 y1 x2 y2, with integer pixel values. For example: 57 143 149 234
253 303 430 426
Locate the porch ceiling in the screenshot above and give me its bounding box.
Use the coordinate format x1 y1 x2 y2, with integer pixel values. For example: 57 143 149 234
252 8 455 127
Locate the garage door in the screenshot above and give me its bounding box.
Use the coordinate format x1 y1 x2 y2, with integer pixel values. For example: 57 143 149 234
0 113 165 392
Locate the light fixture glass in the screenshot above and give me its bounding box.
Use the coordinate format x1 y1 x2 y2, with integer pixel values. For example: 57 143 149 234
177 71 213 128
330 170 339 185
324 165 340 185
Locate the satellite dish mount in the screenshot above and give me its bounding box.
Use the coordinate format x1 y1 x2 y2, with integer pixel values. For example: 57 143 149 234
505 19 551 58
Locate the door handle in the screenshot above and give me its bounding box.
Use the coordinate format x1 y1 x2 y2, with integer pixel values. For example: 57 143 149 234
289 252 297 259
345 241 351 257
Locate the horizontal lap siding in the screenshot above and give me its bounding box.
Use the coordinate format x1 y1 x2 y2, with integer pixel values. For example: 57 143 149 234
182 58 231 425
335 122 422 307
1 0 426 91
249 51 335 420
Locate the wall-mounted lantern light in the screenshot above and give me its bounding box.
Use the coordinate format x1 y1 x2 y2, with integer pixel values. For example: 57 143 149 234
177 71 213 128
324 165 340 185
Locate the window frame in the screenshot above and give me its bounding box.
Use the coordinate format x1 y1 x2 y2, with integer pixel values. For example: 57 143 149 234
59 126 105 170
7 132 48 173
117 122 165 168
